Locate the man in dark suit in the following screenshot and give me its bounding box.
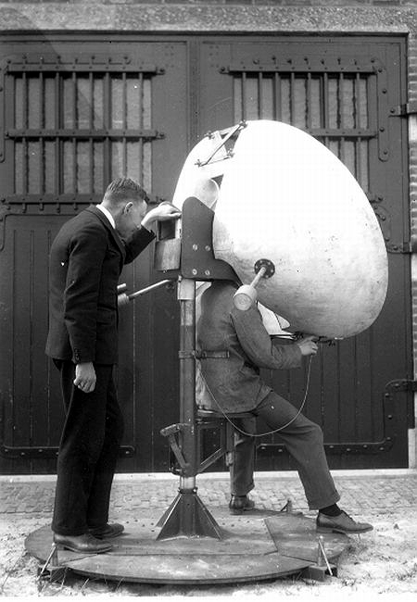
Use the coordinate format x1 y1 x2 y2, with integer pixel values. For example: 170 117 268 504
46 177 180 554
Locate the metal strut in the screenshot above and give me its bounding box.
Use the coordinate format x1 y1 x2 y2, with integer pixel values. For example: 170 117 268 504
195 120 247 167
301 536 338 581
37 543 66 584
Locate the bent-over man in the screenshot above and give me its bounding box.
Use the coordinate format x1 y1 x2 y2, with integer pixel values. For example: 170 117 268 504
196 279 373 535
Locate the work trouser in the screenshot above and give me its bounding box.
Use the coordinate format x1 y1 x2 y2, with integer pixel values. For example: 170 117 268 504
52 361 124 535
229 390 340 510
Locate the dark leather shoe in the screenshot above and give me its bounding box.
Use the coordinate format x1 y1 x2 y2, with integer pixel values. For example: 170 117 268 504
316 510 373 534
53 532 113 554
88 522 124 539
229 495 255 515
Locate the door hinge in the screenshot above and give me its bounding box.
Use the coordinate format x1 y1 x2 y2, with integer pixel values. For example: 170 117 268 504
0 444 135 459
390 101 417 117
386 379 417 393
385 379 417 429
386 241 417 254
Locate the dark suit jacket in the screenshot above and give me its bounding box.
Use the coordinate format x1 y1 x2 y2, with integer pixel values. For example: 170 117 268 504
196 281 303 412
45 205 155 365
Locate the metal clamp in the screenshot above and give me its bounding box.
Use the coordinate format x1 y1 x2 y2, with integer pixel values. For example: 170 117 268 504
160 423 191 473
196 121 247 167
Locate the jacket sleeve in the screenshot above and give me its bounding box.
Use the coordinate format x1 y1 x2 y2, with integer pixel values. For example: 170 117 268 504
123 226 156 264
230 304 302 370
64 223 107 363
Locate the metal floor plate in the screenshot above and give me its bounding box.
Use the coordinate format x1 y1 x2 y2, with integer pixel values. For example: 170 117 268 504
26 510 349 584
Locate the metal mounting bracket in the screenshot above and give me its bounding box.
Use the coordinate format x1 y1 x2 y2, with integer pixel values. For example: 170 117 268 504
389 101 417 117
386 241 417 254
160 423 191 474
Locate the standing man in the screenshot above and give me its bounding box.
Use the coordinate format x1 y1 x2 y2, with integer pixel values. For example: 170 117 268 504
196 279 373 535
46 177 180 554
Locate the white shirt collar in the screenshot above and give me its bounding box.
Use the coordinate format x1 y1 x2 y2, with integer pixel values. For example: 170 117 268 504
96 204 116 229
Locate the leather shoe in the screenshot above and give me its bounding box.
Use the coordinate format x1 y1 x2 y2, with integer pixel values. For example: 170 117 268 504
53 532 113 554
229 495 255 515
88 522 124 539
316 510 373 534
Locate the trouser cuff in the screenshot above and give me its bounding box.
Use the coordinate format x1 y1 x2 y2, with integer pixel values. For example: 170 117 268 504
231 482 255 497
307 490 341 511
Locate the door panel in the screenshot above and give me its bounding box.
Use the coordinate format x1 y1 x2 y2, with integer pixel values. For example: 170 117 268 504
0 37 187 473
198 37 411 469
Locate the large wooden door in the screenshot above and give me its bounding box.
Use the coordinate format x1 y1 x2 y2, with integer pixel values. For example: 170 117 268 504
198 36 412 469
0 36 188 474
0 35 412 474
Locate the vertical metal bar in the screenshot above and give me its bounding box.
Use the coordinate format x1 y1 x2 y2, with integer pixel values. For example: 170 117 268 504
355 74 361 130
258 72 263 119
103 73 111 183
88 139 93 194
89 71 95 129
72 72 77 194
22 72 28 195
339 73 345 163
306 72 312 131
90 72 95 194
241 72 247 121
290 72 295 125
273 72 282 121
366 73 376 184
122 72 127 176
338 73 344 129
11 75 18 194
178 278 197 479
54 72 61 197
355 73 363 185
138 72 143 184
322 72 329 148
232 77 238 123
39 72 45 195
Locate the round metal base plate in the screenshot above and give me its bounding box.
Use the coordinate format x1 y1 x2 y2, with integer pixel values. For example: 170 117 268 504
26 508 349 585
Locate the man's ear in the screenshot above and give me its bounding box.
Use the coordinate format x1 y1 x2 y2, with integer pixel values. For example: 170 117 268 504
123 201 133 214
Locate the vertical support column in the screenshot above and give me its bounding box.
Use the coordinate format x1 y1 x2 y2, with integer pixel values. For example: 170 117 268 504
178 277 197 484
157 278 223 540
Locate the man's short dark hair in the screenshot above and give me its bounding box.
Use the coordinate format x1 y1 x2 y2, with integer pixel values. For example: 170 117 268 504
104 178 149 205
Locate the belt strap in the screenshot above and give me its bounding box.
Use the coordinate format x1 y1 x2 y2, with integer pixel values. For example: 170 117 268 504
195 349 230 359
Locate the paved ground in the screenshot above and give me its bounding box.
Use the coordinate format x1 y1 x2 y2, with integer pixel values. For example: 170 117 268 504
1 468 416 519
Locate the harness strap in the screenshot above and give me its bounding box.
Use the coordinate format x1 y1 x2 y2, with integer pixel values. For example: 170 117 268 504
195 349 230 359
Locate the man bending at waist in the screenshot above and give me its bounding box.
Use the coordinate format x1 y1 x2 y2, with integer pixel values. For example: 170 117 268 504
196 279 373 535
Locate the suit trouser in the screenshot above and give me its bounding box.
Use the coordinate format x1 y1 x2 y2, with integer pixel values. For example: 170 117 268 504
230 391 340 510
52 361 124 535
